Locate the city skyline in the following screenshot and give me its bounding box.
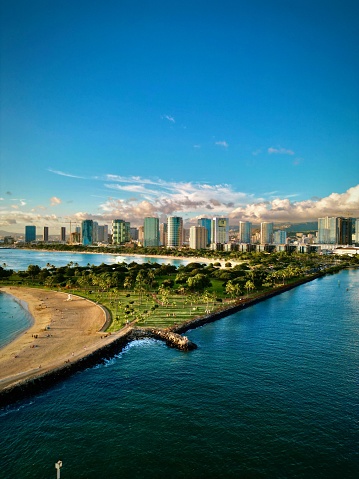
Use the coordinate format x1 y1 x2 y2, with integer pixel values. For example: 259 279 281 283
1 1 359 233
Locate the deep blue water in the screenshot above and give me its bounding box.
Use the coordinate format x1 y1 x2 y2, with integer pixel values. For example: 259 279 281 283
0 248 192 271
0 266 358 478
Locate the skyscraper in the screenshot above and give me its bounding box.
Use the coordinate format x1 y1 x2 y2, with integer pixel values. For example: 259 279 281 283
144 217 160 247
25 225 36 243
197 218 212 246
211 217 229 245
189 226 207 249
355 219 359 244
61 227 66 242
159 223 167 246
338 217 352 245
167 216 183 247
260 222 273 244
273 230 287 244
239 221 252 243
81 220 93 246
97 225 109 243
112 219 130 245
43 226 49 242
318 217 338 244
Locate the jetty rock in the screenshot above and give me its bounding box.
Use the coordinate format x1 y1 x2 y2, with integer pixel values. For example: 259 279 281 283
130 328 197 351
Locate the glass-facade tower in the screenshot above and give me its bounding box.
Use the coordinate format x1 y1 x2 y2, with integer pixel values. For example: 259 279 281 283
144 217 160 247
239 221 252 243
81 220 93 246
167 217 183 247
260 222 273 244
25 226 36 243
197 218 212 246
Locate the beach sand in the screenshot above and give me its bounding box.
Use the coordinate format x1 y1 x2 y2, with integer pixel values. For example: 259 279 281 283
0 287 116 392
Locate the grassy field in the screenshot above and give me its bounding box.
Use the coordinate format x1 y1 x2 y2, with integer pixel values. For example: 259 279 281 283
63 288 228 331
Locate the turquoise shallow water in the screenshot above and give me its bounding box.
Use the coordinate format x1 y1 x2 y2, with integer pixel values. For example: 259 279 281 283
0 248 192 271
0 267 358 478
0 292 33 349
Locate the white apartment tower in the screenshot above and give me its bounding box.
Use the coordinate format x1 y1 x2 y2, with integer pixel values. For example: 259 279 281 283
211 217 229 245
189 226 207 249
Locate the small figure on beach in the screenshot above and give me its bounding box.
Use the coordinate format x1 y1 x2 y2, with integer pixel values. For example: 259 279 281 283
66 294 72 301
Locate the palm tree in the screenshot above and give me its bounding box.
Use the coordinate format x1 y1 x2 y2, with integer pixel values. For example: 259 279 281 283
244 280 255 297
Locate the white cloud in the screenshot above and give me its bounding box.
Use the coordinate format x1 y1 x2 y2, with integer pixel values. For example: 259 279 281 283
268 147 295 155
162 115 175 123
50 196 62 206
3 169 358 231
229 184 359 222
48 169 88 179
215 141 229 148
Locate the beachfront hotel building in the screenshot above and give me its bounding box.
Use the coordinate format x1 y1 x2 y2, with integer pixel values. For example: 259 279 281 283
260 222 274 244
211 217 229 245
112 219 130 245
25 225 36 243
239 221 252 243
143 217 160 247
189 226 207 249
81 220 93 246
197 218 212 246
167 216 183 248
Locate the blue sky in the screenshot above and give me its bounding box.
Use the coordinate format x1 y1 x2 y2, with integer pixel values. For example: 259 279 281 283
1 0 358 233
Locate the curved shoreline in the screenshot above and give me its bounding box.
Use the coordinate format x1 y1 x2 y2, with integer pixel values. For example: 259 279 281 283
0 272 325 408
0 292 35 349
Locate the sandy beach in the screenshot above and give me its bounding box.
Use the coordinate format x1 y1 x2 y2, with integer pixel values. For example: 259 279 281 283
0 287 123 392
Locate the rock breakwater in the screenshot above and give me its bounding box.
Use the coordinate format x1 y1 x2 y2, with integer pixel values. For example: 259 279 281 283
130 328 197 351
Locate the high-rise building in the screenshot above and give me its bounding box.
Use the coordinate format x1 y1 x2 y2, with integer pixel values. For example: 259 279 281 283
197 218 212 246
273 230 287 244
211 217 229 245
189 226 207 249
144 217 160 247
25 225 36 243
318 217 338 244
61 227 66 242
81 220 93 246
91 221 98 244
355 219 359 244
260 222 273 244
97 225 109 243
317 216 351 244
138 226 144 244
338 217 352 245
130 227 139 241
43 226 49 242
239 221 252 243
167 216 183 247
112 219 130 245
159 223 167 246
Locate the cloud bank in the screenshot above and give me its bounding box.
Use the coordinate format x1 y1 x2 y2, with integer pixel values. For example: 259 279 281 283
1 172 358 231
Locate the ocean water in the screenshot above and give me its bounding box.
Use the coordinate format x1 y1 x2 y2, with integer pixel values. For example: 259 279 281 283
0 248 192 271
0 292 33 349
0 268 358 478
